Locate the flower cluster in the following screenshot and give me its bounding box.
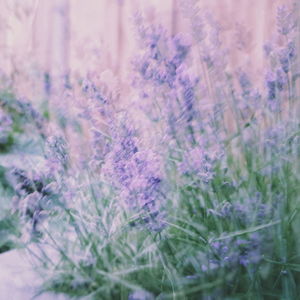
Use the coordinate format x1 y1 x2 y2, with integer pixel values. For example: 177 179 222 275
104 124 165 231
0 110 13 147
205 191 279 270
44 135 69 174
207 232 263 269
78 75 116 167
209 192 274 227
178 144 222 184
277 5 297 36
133 26 192 90
9 167 59 236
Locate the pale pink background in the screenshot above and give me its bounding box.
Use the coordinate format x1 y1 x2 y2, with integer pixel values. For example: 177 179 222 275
0 0 294 100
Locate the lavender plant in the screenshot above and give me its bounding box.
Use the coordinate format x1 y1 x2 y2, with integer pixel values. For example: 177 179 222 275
2 3 300 300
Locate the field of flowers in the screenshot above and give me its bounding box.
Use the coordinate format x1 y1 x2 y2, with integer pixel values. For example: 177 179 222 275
0 2 300 300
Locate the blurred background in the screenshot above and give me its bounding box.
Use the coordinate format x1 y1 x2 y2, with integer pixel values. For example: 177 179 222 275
0 0 295 102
